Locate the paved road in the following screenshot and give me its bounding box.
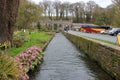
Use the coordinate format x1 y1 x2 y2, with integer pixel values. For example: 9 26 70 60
68 30 118 43
30 33 113 80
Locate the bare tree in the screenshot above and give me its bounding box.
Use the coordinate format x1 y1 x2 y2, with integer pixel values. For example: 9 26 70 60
47 1 53 19
86 1 96 22
0 0 19 46
63 2 70 19
53 0 61 20
69 4 75 18
59 3 64 19
72 2 85 23
42 0 49 17
39 0 114 25
74 2 80 23
78 1 85 22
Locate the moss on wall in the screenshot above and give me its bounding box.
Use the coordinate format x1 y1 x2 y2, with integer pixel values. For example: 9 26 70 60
64 32 120 80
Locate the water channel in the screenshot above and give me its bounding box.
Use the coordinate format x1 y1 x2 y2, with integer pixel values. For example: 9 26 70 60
29 33 114 80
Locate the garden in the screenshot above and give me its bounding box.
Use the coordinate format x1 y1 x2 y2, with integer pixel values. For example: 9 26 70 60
0 30 54 80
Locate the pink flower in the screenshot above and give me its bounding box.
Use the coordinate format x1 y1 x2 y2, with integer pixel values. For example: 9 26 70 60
31 55 36 60
16 46 43 80
19 65 23 69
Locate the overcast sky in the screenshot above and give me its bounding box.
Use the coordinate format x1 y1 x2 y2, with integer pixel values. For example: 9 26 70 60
30 0 113 8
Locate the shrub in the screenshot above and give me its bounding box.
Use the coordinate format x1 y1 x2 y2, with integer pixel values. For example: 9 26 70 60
13 30 30 43
13 30 30 48
0 53 22 80
36 40 47 45
13 39 23 48
37 22 41 31
0 41 10 50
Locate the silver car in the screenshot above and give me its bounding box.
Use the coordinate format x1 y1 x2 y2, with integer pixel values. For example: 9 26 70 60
108 28 120 36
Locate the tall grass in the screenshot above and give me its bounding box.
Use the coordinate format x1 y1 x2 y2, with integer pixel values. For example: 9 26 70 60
0 53 21 80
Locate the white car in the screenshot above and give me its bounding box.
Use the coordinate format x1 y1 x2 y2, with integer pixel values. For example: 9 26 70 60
100 30 110 34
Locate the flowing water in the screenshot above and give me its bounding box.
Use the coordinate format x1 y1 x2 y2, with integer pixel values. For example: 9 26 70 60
29 33 114 80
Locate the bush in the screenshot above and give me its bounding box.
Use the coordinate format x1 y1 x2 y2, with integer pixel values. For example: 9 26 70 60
0 53 22 80
13 30 30 47
14 30 30 42
13 39 23 48
37 22 41 31
16 46 44 80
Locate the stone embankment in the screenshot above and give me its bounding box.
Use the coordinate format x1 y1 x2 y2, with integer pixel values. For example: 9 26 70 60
64 32 120 80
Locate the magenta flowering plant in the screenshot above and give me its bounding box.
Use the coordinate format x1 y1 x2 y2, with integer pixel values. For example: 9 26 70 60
16 46 43 80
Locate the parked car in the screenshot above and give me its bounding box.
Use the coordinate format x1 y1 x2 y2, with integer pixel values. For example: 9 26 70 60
108 28 120 36
100 30 110 34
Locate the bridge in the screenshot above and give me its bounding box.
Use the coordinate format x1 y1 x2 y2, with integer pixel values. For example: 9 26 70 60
41 20 72 31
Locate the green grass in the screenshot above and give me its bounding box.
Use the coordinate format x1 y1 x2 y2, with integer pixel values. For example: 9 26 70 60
79 35 117 45
7 32 53 57
93 38 117 45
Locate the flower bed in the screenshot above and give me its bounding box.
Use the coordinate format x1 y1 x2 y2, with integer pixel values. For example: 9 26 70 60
16 46 44 80
0 32 55 80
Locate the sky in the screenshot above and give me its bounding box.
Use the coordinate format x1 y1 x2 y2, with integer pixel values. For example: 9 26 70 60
30 0 113 8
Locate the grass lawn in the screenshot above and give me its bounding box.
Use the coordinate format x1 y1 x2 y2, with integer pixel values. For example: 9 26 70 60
6 31 53 57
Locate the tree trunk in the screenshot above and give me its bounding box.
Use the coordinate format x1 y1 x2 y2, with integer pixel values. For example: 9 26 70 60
0 0 19 47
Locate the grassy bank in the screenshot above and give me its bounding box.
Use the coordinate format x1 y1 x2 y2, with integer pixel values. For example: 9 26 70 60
7 31 53 57
77 35 117 45
0 31 54 80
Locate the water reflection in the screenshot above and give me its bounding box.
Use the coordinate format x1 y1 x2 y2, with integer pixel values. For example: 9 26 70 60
28 64 41 80
77 51 115 80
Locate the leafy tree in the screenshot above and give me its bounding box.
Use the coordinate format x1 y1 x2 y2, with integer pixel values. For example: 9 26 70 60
112 0 120 27
16 1 43 30
105 5 115 25
94 16 105 25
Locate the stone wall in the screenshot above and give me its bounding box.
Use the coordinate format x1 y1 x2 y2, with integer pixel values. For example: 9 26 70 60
64 32 120 80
